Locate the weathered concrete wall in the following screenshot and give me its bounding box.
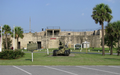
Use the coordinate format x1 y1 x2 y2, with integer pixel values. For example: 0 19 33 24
60 31 94 36
48 39 59 48
4 29 108 49
59 35 101 48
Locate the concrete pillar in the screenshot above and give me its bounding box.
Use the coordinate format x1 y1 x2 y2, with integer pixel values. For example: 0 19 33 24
46 30 47 48
73 31 75 45
52 30 54 37
46 30 47 37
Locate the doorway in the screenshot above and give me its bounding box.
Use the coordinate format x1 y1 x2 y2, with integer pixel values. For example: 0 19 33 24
37 41 41 49
18 42 20 49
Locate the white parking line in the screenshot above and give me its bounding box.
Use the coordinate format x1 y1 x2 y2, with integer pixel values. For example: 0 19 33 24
44 66 78 75
109 66 120 68
76 66 120 75
13 66 32 75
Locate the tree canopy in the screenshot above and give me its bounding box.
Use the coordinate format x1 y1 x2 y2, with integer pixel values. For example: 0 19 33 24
92 3 113 25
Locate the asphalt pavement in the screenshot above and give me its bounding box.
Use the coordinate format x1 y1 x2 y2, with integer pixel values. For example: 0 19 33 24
0 66 120 75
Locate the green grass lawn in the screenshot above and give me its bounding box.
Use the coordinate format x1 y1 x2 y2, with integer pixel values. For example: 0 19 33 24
32 47 118 54
0 52 120 65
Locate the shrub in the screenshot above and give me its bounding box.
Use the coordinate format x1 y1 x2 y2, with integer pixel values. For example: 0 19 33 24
0 50 25 59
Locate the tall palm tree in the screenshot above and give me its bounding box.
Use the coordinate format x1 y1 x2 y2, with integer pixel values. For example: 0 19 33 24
91 3 113 56
113 21 120 48
2 25 11 49
105 23 116 55
11 26 24 49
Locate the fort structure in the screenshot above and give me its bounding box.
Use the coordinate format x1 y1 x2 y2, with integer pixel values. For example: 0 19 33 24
9 27 105 49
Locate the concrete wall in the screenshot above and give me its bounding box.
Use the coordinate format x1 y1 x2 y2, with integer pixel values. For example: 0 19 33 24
2 29 107 49
59 35 101 48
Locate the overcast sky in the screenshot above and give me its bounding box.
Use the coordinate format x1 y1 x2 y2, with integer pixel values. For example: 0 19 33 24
0 0 120 32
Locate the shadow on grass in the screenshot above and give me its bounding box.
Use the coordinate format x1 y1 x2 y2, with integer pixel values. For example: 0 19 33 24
104 58 120 61
25 59 32 61
92 50 109 51
71 52 101 54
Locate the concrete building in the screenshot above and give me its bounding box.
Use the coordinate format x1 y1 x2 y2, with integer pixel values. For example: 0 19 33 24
9 27 104 49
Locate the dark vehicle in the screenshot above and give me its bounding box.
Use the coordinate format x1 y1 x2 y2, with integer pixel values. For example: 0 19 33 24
53 41 70 56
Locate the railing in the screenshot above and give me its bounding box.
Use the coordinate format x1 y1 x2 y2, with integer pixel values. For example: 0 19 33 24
46 26 60 29
61 28 101 32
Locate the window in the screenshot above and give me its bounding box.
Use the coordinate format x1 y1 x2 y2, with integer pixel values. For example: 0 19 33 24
68 33 71 35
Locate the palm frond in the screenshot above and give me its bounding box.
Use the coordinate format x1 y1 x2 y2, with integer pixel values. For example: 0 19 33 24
91 3 113 25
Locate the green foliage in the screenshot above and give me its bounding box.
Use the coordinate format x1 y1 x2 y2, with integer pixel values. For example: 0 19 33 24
113 21 120 37
3 38 12 49
112 21 120 48
2 25 11 34
2 25 11 49
0 50 25 59
11 26 24 39
105 21 120 43
105 22 120 55
105 23 114 55
11 26 24 49
91 3 113 56
104 35 116 48
91 3 113 25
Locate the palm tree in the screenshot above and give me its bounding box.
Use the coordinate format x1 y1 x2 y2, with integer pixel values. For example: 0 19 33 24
2 25 11 49
104 35 111 50
105 23 117 55
91 3 113 55
11 26 24 49
113 21 120 48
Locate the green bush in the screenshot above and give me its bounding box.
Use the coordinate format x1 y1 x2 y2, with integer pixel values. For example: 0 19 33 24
0 50 25 59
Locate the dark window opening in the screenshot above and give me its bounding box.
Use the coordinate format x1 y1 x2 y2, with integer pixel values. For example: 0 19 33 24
29 41 32 43
54 30 59 35
47 31 52 36
93 31 95 35
37 41 41 49
84 32 86 35
68 33 71 35
18 42 20 49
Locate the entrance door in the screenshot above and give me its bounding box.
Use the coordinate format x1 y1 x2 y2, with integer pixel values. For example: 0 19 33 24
37 41 41 49
18 42 20 49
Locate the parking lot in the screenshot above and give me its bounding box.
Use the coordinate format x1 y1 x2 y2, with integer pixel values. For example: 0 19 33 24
0 66 120 75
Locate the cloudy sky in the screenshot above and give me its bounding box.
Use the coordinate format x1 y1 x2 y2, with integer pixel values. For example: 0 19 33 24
0 0 120 32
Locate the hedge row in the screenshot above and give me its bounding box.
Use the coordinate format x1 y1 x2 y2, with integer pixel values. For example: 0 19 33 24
0 50 25 59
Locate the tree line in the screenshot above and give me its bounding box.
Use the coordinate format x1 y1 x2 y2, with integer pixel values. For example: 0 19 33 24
105 21 120 55
0 25 24 50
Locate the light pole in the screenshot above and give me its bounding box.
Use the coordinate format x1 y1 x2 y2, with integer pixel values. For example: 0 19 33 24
0 26 2 52
13 26 15 50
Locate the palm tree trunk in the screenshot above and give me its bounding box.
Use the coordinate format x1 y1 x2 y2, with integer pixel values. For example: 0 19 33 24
118 37 119 48
102 24 105 55
5 34 8 49
110 40 113 55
